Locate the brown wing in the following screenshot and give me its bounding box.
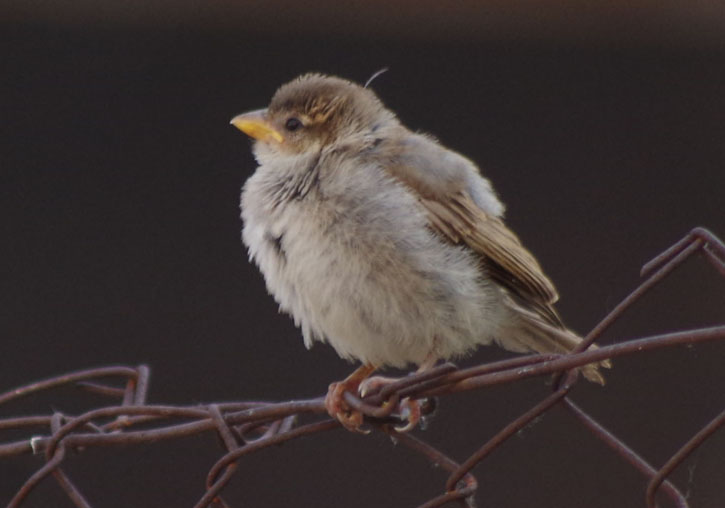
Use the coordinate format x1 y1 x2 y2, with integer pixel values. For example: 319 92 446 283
374 129 564 329
418 191 565 328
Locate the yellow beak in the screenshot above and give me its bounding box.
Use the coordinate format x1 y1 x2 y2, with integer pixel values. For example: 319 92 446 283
230 109 284 143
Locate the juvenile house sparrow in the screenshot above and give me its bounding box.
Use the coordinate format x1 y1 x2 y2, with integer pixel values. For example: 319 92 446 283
231 73 608 431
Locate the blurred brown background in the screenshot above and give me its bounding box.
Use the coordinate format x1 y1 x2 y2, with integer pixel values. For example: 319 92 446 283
2 2 724 507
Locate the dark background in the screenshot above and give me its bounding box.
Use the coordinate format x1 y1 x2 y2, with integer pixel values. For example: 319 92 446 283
2 2 725 507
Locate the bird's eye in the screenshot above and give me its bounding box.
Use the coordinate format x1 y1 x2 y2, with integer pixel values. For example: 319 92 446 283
285 117 302 131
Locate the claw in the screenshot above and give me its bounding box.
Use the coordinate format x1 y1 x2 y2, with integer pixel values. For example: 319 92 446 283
359 375 397 398
393 397 421 433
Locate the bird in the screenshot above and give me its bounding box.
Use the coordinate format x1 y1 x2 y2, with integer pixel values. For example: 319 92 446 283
230 73 609 431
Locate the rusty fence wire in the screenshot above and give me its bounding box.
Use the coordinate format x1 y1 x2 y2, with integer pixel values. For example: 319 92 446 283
1 227 724 508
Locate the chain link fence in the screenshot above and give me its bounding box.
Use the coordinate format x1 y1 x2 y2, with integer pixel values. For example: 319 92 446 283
2 227 723 508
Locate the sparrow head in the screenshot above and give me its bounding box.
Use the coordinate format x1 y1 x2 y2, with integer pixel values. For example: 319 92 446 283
231 73 396 156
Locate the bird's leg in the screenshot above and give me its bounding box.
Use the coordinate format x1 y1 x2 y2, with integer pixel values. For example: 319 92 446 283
325 363 376 432
359 349 440 432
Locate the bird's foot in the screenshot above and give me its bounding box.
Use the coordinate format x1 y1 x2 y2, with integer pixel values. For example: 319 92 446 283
360 375 421 433
326 379 367 433
325 364 376 433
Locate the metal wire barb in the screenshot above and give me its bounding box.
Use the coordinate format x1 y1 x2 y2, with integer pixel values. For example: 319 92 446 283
1 227 724 508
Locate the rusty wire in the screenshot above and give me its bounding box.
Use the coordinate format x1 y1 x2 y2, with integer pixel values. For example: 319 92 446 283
1 226 724 508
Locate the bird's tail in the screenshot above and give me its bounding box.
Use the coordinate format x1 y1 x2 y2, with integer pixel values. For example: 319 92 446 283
497 301 612 385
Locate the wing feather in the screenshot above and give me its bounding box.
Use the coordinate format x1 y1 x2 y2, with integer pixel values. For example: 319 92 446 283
384 163 563 327
378 133 562 328
419 191 559 306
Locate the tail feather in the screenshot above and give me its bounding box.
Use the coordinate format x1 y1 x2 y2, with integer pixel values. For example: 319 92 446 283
498 301 611 385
